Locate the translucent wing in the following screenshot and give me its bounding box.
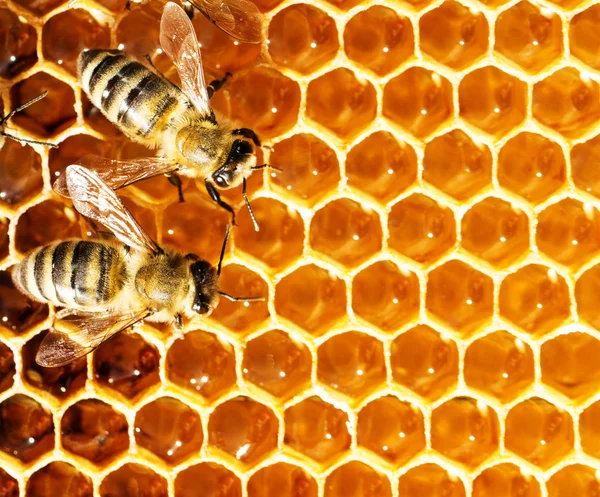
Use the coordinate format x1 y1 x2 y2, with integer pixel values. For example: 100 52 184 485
36 309 152 367
66 165 162 255
53 155 178 196
160 1 212 117
192 0 263 43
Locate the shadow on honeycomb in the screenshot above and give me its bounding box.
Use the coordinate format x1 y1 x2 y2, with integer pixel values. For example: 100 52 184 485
1 0 600 495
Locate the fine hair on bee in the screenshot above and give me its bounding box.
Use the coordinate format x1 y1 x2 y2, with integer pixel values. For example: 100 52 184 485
12 164 263 368
0 91 57 148
54 1 281 232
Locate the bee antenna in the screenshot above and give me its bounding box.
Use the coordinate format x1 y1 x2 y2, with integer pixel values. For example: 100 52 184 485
217 223 231 277
1 132 57 148
0 91 49 125
218 291 264 303
242 177 259 232
251 164 282 173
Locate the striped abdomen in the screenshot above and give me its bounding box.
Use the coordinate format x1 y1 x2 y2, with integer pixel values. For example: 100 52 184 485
13 240 124 309
78 49 188 144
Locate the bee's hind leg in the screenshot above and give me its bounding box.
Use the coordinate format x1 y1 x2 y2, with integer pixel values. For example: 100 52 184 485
166 173 185 203
207 73 232 99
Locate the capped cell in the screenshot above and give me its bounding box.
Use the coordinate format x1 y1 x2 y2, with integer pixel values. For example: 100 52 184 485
0 141 42 211
324 461 391 497
247 463 317 497
546 465 600 497
26 462 92 497
571 6 600 70
0 9 37 79
100 463 167 497
0 269 48 336
398 464 466 497
175 463 241 497
472 463 541 497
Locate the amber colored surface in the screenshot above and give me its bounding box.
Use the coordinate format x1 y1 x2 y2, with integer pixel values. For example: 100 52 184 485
0 141 43 210
420 1 488 70
49 134 112 182
461 197 529 267
570 6 600 70
0 340 15 393
572 135 600 198
99 463 168 497
498 132 566 204
61 399 129 464
357 396 425 466
208 397 278 466
247 463 317 497
93 332 161 401
174 463 242 497
499 265 571 336
284 396 350 464
464 331 535 403
0 9 37 79
505 398 574 469
166 330 236 402
242 330 311 399
12 0 66 16
0 269 48 336
324 461 391 497
26 462 92 497
580 401 600 459
576 264 600 330
472 463 541 497
399 464 465 497
0 467 18 497
546 465 600 497
22 330 87 398
0 217 8 261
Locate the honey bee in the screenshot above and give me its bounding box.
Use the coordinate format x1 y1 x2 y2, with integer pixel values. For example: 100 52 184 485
13 165 262 368
1 92 57 149
54 2 274 231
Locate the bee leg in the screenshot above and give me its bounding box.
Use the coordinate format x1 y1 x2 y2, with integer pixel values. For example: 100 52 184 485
182 1 194 19
206 72 232 99
205 179 236 226
173 313 184 338
231 128 261 147
166 173 185 202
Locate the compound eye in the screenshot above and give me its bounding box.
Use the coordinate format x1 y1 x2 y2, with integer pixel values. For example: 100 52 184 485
234 140 253 157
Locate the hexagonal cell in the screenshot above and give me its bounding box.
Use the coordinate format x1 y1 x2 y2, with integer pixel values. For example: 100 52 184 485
352 261 419 333
546 465 600 497
0 341 15 393
533 68 600 138
423 129 492 202
115 6 161 61
459 67 527 137
426 260 494 336
325 461 391 497
495 1 562 72
242 330 311 400
472 463 541 497
498 132 566 204
0 141 43 211
464 331 534 403
100 463 168 497
135 396 203 465
570 6 600 70
269 133 340 207
0 217 7 261
357 396 425 466
310 199 382 268
0 468 17 497
175 462 241 497
461 197 529 267
389 193 456 263
166 329 236 402
344 6 413 76
576 264 600 330
383 68 453 138
398 464 466 497
284 396 350 464
572 135 600 199
275 264 346 336
49 134 113 183
248 463 318 497
15 199 80 255
537 199 600 269
227 68 300 140
346 132 417 204
22 330 87 398
209 264 269 334
0 268 48 335
42 9 110 76
499 264 571 336
0 394 54 462
268 4 338 74
235 198 304 272
317 331 386 401
209 397 278 466
93 332 160 401
26 462 92 497
0 9 37 79
420 1 488 70
12 0 67 15
306 68 376 139
541 332 600 401
505 397 573 469
10 73 76 138
390 324 459 400
431 397 500 468
580 401 600 459
61 399 128 464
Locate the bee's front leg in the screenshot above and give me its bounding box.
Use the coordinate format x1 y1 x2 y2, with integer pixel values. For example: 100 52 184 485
205 179 236 226
166 173 185 203
207 73 232 99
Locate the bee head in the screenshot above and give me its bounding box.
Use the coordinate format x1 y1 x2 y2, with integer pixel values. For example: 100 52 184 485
189 259 218 315
212 139 255 189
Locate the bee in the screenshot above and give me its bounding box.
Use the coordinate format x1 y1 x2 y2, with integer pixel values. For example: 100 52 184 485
13 165 262 368
1 91 57 149
54 2 274 231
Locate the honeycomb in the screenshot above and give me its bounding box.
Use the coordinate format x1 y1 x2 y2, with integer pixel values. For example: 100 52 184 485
3 0 600 494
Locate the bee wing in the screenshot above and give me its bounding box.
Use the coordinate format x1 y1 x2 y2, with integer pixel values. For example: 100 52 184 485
35 309 153 368
53 155 178 196
190 0 263 43
66 164 162 255
160 2 212 117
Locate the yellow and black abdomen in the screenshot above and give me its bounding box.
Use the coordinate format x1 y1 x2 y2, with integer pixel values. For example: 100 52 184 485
78 49 186 145
13 240 124 309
